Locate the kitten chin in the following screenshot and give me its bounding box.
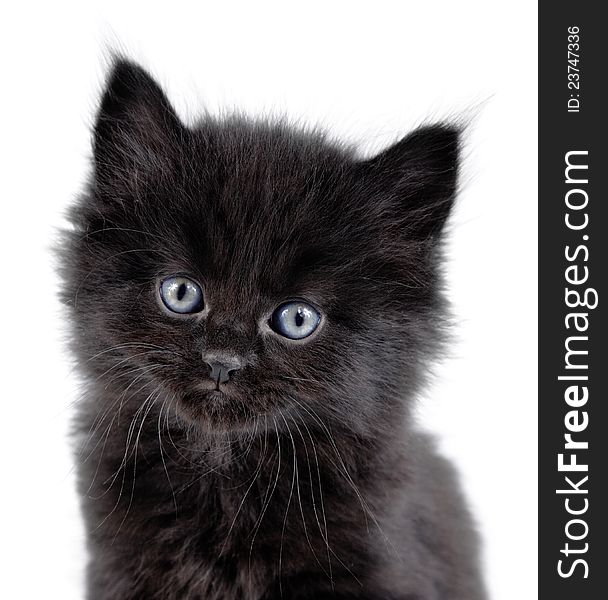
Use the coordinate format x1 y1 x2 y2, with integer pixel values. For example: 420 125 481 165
176 387 261 432
60 59 487 600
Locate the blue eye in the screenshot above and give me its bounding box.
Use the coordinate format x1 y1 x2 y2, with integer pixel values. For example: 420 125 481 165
160 276 204 314
270 301 321 340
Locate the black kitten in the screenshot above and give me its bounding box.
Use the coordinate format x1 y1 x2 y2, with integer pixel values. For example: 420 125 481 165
61 60 486 600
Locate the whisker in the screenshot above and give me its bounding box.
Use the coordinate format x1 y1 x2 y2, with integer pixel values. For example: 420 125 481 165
113 389 161 540
289 396 400 560
157 398 178 515
248 415 281 562
277 413 296 599
289 413 335 589
278 411 329 579
219 421 267 556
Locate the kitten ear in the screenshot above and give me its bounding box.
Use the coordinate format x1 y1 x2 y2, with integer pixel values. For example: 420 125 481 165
93 60 182 195
359 125 460 241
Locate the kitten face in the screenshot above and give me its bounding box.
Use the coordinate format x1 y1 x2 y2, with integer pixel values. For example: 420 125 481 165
64 61 459 435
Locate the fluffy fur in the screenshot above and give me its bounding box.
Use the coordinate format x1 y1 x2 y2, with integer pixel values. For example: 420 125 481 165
60 60 486 599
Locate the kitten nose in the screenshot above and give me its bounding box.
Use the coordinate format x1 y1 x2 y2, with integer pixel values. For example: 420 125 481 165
202 353 242 385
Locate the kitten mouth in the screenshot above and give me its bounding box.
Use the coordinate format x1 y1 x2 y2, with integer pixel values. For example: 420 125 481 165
175 385 256 433
195 380 234 394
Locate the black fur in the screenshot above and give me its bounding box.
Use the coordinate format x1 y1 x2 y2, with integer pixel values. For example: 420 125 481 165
60 60 487 599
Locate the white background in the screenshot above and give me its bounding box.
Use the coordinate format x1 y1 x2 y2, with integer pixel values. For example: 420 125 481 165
0 2 537 598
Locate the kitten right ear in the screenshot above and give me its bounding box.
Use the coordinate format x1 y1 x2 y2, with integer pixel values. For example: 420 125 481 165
93 60 182 196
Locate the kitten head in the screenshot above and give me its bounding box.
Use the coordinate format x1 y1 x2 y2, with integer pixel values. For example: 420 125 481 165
63 60 459 436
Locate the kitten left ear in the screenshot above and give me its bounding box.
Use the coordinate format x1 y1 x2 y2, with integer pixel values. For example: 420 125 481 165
93 59 183 195
359 125 460 241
